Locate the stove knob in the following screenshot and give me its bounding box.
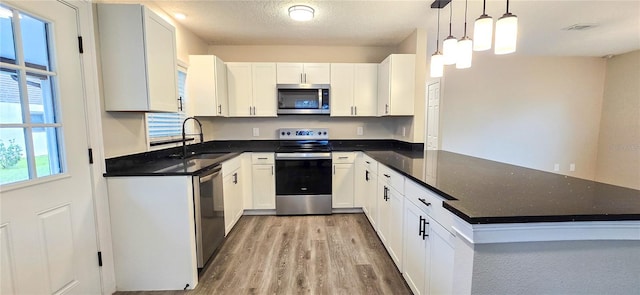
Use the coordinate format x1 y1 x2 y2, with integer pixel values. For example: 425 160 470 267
281 132 285 135
287 132 291 135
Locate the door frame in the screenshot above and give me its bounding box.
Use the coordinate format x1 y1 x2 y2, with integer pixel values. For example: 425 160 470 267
74 1 116 293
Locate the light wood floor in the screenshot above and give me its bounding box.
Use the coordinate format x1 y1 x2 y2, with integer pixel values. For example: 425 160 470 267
116 214 412 295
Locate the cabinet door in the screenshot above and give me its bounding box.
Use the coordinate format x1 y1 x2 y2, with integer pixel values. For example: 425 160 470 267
330 63 355 117
143 7 178 112
188 55 222 116
332 163 355 208
377 57 390 116
387 186 404 270
388 54 415 116
353 64 378 116
252 164 276 209
222 172 235 235
303 63 330 84
276 63 303 84
377 181 390 244
215 56 229 117
403 200 429 295
428 221 455 295
252 63 277 117
365 170 378 229
354 160 366 209
227 63 253 117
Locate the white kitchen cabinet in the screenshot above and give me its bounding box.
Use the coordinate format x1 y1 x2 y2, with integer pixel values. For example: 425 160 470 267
187 55 228 116
330 63 378 117
428 220 455 295
377 180 405 270
222 158 243 235
251 153 276 209
402 199 430 295
332 152 356 208
227 63 277 117
377 54 416 116
97 4 178 112
276 63 330 84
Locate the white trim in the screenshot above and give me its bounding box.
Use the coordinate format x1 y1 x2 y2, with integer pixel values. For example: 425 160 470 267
451 218 640 244
0 173 71 193
74 1 116 294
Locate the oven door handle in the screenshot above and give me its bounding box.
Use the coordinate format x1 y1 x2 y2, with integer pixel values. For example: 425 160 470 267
275 152 332 160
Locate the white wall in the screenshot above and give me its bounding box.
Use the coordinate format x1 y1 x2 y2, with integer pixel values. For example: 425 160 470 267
440 53 606 180
208 45 395 63
97 3 208 158
595 50 640 189
199 116 398 141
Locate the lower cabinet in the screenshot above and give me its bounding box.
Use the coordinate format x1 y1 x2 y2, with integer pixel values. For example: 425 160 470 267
402 196 455 295
250 153 276 210
377 180 404 270
332 152 356 208
222 159 243 236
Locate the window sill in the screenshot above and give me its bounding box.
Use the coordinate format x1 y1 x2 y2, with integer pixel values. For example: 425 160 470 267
149 137 194 147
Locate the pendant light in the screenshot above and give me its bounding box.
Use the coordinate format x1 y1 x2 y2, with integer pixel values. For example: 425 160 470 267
430 5 444 78
442 1 457 65
494 0 518 54
456 0 472 69
473 0 493 51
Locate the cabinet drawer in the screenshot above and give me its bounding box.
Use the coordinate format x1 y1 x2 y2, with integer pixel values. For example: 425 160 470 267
332 152 356 163
361 153 378 174
251 153 274 164
378 164 404 195
405 180 455 234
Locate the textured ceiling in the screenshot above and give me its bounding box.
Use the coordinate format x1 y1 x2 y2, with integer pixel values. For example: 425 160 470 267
98 0 640 57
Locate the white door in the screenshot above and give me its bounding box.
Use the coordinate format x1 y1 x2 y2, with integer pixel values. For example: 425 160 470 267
0 1 101 295
426 82 440 150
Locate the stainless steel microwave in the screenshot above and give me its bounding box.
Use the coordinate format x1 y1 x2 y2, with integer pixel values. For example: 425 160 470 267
277 84 330 115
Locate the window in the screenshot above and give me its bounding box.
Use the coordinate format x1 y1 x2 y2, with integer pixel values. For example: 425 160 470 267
0 5 62 186
146 69 187 143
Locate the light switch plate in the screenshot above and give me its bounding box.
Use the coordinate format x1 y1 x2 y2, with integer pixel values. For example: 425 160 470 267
357 126 363 136
252 127 259 137
554 164 560 171
569 163 575 171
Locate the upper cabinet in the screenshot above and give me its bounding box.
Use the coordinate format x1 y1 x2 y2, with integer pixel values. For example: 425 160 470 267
97 4 178 112
187 55 228 117
276 63 330 84
378 54 415 116
227 63 277 117
330 63 378 117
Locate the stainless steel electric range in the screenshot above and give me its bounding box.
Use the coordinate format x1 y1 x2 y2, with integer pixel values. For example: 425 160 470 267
275 128 332 215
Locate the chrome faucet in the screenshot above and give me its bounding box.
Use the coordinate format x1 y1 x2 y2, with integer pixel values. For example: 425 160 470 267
182 117 204 159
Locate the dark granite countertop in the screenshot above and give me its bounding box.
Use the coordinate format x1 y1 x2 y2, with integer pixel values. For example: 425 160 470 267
103 140 640 224
365 150 640 224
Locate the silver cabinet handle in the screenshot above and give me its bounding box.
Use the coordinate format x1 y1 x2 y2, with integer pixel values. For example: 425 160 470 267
338 156 348 159
351 106 354 115
333 165 336 175
354 106 357 115
257 157 268 160
249 106 253 115
218 104 222 114
304 73 307 83
300 73 303 83
383 174 391 178
233 172 238 184
252 106 256 115
385 104 389 114
271 166 274 175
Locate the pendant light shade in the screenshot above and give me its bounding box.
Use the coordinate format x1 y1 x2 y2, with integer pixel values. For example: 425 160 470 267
430 52 444 77
473 0 493 51
456 0 473 69
442 2 457 65
494 0 517 54
456 37 473 69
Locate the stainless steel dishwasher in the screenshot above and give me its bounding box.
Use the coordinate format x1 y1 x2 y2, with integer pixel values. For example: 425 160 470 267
193 165 224 268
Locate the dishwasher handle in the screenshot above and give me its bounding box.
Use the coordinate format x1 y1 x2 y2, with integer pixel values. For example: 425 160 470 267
199 166 221 183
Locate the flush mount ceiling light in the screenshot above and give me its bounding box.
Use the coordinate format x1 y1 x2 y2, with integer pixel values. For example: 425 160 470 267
473 0 492 51
456 0 473 69
495 0 518 54
288 5 314 22
442 1 457 65
174 13 186 20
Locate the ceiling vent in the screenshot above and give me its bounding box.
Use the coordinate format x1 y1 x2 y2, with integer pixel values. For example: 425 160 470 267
562 24 598 31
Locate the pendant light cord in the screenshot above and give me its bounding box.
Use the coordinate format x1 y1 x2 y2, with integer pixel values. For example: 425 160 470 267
448 1 453 35
506 0 510 13
436 6 441 51
482 0 487 15
463 0 468 36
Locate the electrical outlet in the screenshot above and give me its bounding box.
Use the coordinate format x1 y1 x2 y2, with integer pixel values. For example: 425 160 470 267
402 127 406 137
357 126 364 136
252 127 259 137
569 163 575 171
554 163 560 171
